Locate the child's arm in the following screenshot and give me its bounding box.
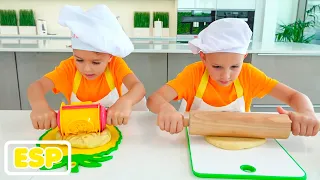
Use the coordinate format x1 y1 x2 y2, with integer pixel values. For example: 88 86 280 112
270 83 314 113
121 73 146 105
106 73 146 126
147 63 198 134
147 85 178 113
27 77 57 129
147 85 185 134
268 82 319 136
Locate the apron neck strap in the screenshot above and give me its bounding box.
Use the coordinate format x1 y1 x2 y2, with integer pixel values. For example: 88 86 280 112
72 71 82 94
196 69 209 98
195 69 243 99
104 65 115 90
233 78 243 98
72 65 115 94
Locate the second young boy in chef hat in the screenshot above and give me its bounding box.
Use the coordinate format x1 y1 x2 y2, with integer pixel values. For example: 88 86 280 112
147 18 319 136
28 4 147 130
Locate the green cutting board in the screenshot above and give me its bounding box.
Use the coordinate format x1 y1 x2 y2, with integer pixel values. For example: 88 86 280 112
186 128 307 179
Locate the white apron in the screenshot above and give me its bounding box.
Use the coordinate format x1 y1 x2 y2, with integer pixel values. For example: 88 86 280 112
70 66 148 111
178 69 246 113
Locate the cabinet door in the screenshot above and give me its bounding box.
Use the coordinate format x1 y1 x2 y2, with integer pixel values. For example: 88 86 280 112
195 0 217 8
123 53 167 98
16 52 72 110
251 54 320 105
0 52 21 110
178 0 196 9
216 0 256 9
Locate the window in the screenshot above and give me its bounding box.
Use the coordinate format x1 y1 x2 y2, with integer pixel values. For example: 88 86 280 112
305 0 320 44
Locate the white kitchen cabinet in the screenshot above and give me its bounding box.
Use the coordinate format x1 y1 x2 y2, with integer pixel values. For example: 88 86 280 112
251 54 320 112
194 0 217 8
216 0 256 10
123 53 168 98
0 52 21 110
178 0 217 9
178 0 256 9
178 0 196 9
16 52 71 110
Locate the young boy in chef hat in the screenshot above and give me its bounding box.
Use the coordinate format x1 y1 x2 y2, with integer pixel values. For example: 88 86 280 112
28 4 148 130
147 18 319 136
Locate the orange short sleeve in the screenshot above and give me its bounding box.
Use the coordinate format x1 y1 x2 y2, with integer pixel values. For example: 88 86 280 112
166 61 204 101
109 56 133 93
44 57 75 99
244 64 279 98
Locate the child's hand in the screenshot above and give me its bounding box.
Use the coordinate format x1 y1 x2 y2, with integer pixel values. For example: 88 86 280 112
30 107 57 130
106 97 133 126
277 107 319 136
157 105 184 134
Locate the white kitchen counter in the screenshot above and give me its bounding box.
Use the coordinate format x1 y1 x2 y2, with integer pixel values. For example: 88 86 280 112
0 110 320 180
0 37 320 55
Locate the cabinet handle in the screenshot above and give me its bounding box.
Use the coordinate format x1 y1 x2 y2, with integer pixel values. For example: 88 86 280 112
252 104 320 108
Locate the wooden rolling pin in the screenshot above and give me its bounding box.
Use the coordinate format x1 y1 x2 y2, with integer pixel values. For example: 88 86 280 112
183 111 293 139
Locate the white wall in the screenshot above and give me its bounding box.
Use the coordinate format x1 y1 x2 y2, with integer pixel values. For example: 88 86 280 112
253 0 299 43
178 0 256 9
277 0 299 25
252 0 265 42
0 0 177 37
261 0 278 43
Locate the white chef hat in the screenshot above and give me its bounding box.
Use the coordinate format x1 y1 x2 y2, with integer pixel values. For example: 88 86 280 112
188 18 252 55
58 4 134 58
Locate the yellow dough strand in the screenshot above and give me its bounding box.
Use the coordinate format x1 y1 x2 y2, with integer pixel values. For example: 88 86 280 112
56 128 112 149
204 136 267 150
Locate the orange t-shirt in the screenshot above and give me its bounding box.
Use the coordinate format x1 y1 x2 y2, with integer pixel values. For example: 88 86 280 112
44 56 133 103
166 61 279 112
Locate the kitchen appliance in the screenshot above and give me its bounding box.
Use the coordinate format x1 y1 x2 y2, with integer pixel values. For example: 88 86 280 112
215 10 255 31
177 9 255 41
180 15 213 34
